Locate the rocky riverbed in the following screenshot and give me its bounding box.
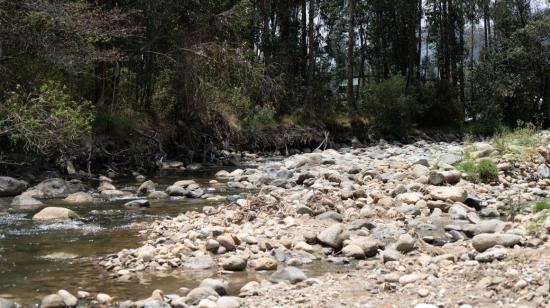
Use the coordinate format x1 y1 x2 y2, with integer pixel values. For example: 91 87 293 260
2 132 550 307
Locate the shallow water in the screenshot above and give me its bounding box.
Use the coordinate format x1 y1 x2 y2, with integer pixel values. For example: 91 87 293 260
0 167 349 305
0 168 242 304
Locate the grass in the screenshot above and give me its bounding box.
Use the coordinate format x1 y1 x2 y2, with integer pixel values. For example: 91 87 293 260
492 122 541 156
534 200 550 213
456 159 499 183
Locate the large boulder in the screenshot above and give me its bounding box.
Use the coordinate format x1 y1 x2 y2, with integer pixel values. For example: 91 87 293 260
270 267 307 284
32 207 79 221
40 294 65 308
222 256 247 271
24 178 85 199
0 298 16 308
348 237 382 257
427 186 467 202
137 180 156 196
472 233 522 252
0 176 28 197
185 287 219 305
317 224 349 249
182 255 216 270
10 195 43 210
199 278 228 296
64 192 94 204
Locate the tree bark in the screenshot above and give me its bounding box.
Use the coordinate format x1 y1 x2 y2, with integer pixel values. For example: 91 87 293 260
347 0 356 108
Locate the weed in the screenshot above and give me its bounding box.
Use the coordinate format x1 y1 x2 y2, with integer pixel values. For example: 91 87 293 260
455 159 499 183
533 200 550 213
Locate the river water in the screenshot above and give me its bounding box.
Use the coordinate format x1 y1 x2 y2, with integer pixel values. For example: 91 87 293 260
0 167 345 305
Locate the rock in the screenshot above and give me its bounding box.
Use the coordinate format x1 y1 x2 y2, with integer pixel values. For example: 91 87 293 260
342 244 365 259
317 224 349 249
205 239 220 252
428 186 467 202
185 287 219 305
148 191 169 199
166 185 188 196
183 255 216 270
100 189 130 197
239 281 260 294
399 273 427 285
216 296 241 308
24 178 84 199
187 163 203 171
398 204 420 216
138 245 155 262
32 207 79 221
449 204 469 220
480 207 500 217
10 195 43 209
381 249 402 263
442 170 461 184
162 161 184 169
64 192 94 204
411 164 430 178
254 257 278 271
296 205 314 215
222 256 247 271
40 294 65 308
217 235 236 251
428 172 445 185
397 192 423 204
138 180 156 195
98 181 116 192
96 293 112 305
57 289 78 307
439 153 462 166
475 247 508 262
347 219 375 231
316 211 343 222
200 278 228 295
0 299 16 308
270 267 307 284
124 199 150 208
348 238 381 257
189 189 205 199
395 234 416 253
472 233 522 252
537 164 550 179
463 219 505 236
76 291 90 299
0 176 28 197
135 174 146 182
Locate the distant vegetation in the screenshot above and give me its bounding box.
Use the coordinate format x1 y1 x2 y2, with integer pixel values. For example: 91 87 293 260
0 0 548 173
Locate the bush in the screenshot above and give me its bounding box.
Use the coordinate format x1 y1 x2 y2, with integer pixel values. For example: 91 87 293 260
361 75 414 136
476 159 499 183
456 159 499 183
534 200 550 213
492 121 540 155
0 81 94 157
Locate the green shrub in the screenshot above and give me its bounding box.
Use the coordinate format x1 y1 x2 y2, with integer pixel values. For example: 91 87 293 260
457 161 477 174
476 159 499 182
361 75 414 136
0 81 94 156
492 121 540 155
456 159 499 183
465 120 508 136
534 200 550 213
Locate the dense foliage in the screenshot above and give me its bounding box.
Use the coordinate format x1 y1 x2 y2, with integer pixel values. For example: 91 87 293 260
0 0 548 172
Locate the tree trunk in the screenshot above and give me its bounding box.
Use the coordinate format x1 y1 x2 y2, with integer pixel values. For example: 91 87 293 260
301 0 307 81
347 0 356 109
307 0 315 104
